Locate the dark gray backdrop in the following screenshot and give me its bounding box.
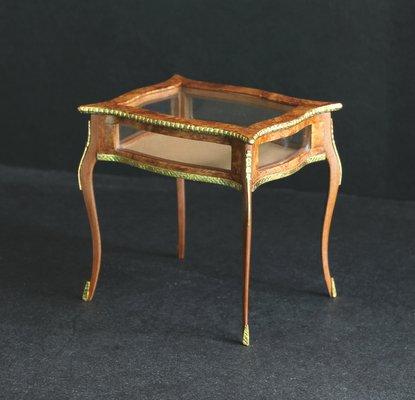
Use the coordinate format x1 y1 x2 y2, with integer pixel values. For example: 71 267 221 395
1 0 414 199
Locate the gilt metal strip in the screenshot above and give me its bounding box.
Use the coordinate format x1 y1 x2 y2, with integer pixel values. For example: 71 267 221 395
77 121 91 191
79 106 249 143
242 324 250 346
79 104 342 144
82 281 90 301
96 153 243 190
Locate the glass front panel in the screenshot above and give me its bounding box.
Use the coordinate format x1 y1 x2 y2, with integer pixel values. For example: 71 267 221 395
139 89 294 126
118 124 232 170
259 127 310 168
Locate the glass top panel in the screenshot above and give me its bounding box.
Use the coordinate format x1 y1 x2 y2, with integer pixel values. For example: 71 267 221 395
140 89 294 126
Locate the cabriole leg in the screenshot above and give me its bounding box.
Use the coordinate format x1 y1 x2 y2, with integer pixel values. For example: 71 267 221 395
242 147 253 345
321 118 342 298
78 121 101 301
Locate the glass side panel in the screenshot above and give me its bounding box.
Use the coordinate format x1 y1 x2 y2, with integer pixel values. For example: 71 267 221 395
259 127 310 168
139 89 294 126
140 98 174 115
119 124 140 142
118 124 232 170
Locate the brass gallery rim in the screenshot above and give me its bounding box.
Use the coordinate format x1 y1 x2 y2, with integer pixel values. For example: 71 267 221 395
78 103 342 144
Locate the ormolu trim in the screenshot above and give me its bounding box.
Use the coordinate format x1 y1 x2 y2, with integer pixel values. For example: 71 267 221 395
82 281 90 301
253 153 326 191
331 277 337 298
242 324 250 346
96 153 243 190
78 104 342 144
78 106 250 143
78 121 91 191
245 149 252 187
252 104 343 141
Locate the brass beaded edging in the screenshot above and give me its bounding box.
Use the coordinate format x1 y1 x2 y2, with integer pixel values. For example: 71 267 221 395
97 153 326 191
78 106 250 143
252 153 327 191
245 149 252 189
78 103 342 144
96 153 243 190
252 104 343 141
77 121 91 191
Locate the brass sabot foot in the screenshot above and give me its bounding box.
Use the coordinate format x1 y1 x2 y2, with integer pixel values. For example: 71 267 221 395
82 281 91 301
330 277 337 298
242 324 250 346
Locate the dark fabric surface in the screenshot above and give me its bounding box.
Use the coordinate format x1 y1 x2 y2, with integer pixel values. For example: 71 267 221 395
1 0 415 199
0 164 414 399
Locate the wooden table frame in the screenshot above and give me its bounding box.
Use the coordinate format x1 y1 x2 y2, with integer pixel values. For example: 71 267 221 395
78 75 342 346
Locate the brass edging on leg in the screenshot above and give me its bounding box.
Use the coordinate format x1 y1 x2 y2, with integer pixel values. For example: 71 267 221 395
78 121 91 191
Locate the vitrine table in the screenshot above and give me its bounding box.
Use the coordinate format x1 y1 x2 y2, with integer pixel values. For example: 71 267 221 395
78 75 342 346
